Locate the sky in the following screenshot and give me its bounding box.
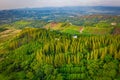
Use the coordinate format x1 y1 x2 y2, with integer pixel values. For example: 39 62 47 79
0 0 120 10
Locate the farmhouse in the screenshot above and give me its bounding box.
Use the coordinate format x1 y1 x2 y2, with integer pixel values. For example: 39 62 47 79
73 35 77 38
111 22 117 26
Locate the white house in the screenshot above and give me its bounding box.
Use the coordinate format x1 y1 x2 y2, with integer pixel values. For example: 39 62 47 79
73 35 77 39
111 22 117 26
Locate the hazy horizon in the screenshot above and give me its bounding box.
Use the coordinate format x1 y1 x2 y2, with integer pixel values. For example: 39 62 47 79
0 0 120 10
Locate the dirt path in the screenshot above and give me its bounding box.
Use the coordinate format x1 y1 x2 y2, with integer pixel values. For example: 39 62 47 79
79 27 84 33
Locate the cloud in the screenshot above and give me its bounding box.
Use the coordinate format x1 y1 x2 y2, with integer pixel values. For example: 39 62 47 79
0 0 120 10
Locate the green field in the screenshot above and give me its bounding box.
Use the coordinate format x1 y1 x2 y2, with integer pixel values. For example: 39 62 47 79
45 22 114 35
83 27 113 35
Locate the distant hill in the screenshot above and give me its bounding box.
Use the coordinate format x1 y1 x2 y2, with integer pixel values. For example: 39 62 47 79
0 20 47 29
0 6 120 24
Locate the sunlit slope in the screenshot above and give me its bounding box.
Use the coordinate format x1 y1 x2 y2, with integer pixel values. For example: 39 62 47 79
0 28 21 43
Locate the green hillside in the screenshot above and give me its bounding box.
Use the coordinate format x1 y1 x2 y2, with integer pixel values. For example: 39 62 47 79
0 19 118 35
44 22 115 35
0 17 120 80
0 7 120 80
45 22 81 34
0 28 120 80
83 27 113 35
0 20 47 29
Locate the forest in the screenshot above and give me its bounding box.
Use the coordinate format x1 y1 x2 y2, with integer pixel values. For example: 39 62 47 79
0 28 120 80
0 6 120 80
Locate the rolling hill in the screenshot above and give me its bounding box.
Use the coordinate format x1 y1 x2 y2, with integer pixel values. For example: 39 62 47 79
0 19 118 35
44 22 115 35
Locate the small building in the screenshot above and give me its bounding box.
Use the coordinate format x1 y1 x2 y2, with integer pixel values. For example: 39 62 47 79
55 38 60 41
111 22 117 26
73 35 77 39
69 23 72 25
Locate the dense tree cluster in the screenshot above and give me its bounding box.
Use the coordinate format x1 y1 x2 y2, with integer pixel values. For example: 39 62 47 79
0 28 120 80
